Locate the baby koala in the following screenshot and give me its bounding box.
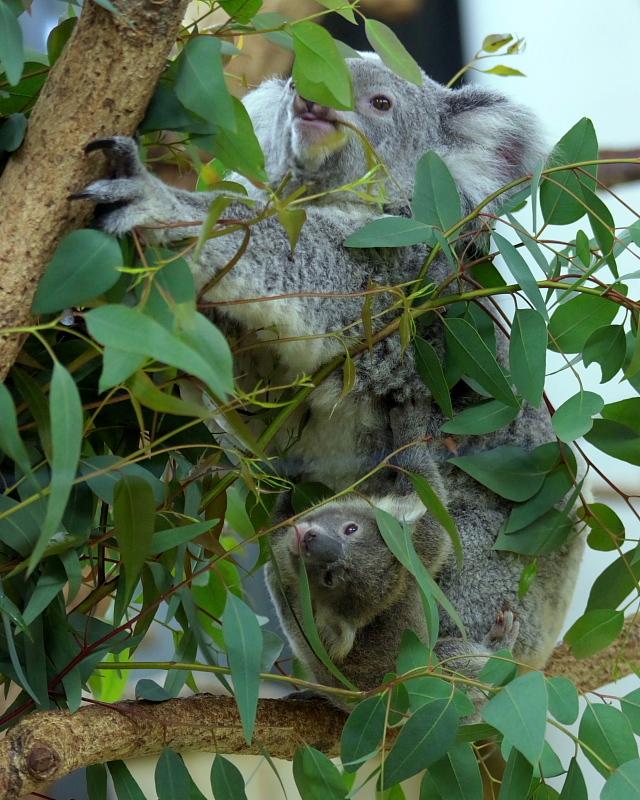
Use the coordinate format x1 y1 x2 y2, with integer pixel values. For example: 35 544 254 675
266 494 521 707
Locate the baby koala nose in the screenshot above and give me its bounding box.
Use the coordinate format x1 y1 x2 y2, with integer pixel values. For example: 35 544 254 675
300 527 343 565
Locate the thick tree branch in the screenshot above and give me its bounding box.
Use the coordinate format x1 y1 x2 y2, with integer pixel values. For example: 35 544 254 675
0 0 190 380
1 617 639 800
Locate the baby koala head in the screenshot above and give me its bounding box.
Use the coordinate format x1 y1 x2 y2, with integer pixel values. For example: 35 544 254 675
272 494 427 625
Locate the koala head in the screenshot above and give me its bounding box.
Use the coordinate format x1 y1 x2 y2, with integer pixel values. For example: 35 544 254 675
270 494 426 626
243 52 547 212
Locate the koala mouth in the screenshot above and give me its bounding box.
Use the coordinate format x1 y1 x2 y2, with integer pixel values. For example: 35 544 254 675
293 95 342 144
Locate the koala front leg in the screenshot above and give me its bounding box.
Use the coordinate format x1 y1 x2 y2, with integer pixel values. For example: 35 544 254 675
71 137 215 239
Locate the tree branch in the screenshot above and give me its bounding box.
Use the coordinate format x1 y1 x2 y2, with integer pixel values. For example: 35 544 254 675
0 0 190 380
1 617 639 800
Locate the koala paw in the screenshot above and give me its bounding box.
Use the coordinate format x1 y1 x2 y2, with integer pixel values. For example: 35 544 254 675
484 605 520 653
69 137 164 236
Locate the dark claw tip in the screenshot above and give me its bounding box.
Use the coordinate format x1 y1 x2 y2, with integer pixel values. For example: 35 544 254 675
68 192 91 201
85 138 117 154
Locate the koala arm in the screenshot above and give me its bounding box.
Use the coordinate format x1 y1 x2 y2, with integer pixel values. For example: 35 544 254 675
77 137 421 377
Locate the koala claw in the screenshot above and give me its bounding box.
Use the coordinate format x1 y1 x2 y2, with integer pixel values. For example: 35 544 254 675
85 138 120 154
485 606 520 652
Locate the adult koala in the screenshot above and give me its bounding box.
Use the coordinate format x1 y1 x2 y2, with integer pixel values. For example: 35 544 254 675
76 52 547 493
76 53 584 704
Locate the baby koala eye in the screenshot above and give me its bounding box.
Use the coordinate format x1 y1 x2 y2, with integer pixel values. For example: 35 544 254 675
370 95 392 111
289 80 296 92
344 523 359 535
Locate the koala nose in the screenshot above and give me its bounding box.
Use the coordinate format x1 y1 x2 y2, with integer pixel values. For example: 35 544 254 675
300 527 343 564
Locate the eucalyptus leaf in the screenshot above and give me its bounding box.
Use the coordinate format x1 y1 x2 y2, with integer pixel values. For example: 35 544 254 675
578 703 638 778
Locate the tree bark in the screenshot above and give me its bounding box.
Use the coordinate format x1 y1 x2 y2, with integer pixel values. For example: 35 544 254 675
1 617 639 800
0 0 190 380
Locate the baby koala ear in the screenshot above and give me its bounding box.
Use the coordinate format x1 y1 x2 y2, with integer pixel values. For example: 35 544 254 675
440 86 548 211
374 495 427 525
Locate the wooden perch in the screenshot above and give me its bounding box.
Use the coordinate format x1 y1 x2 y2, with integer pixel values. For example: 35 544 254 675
1 617 639 800
0 0 190 380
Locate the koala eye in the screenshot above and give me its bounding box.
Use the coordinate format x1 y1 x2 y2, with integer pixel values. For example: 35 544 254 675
371 95 392 112
289 80 296 92
344 523 359 535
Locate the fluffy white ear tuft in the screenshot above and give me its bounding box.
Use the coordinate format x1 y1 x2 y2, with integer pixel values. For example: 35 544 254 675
374 495 427 525
440 87 548 212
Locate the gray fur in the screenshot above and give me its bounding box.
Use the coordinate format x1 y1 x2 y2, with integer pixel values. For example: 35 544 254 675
76 54 584 710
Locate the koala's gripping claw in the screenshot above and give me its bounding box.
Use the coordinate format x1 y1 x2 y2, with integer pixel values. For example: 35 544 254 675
485 606 520 653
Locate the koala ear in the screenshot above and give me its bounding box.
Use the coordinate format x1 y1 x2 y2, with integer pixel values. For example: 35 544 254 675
374 495 427 525
441 87 548 211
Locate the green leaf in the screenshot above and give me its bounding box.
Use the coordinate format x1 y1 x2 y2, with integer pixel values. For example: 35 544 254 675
375 509 466 639
582 324 626 382
546 676 579 725
505 466 574 533
481 671 548 766
482 65 525 77
28 363 83 573
0 1 24 86
428 741 483 800
564 609 624 659
441 400 519 435
291 21 354 110
292 745 347 800
585 554 640 612
495 507 575 556
155 747 190 800
46 17 77 65
0 112 26 153
558 757 587 800
578 703 638 778
413 151 461 231
86 305 234 398
580 502 625 551
80 456 165 506
509 309 547 408
0 381 33 480
149 520 216 555
99 348 146 393
316 0 356 23
584 418 640 465
548 293 619 354
221 593 262 743
135 679 171 702
600 396 640 433
213 96 268 183
498 747 533 800
621 688 640 735
86 764 108 800
113 475 156 604
210 754 248 800
22 559 66 626
219 0 262 23
108 761 148 800
493 233 548 320
364 18 423 86
540 118 598 225
581 184 616 267
414 337 453 419
409 472 463 568
551 390 604 442
126 371 210 418
175 36 235 131
450 445 545 502
383 697 459 788
444 318 520 408
601 758 640 800
344 216 435 247
340 694 386 772
478 650 518 688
